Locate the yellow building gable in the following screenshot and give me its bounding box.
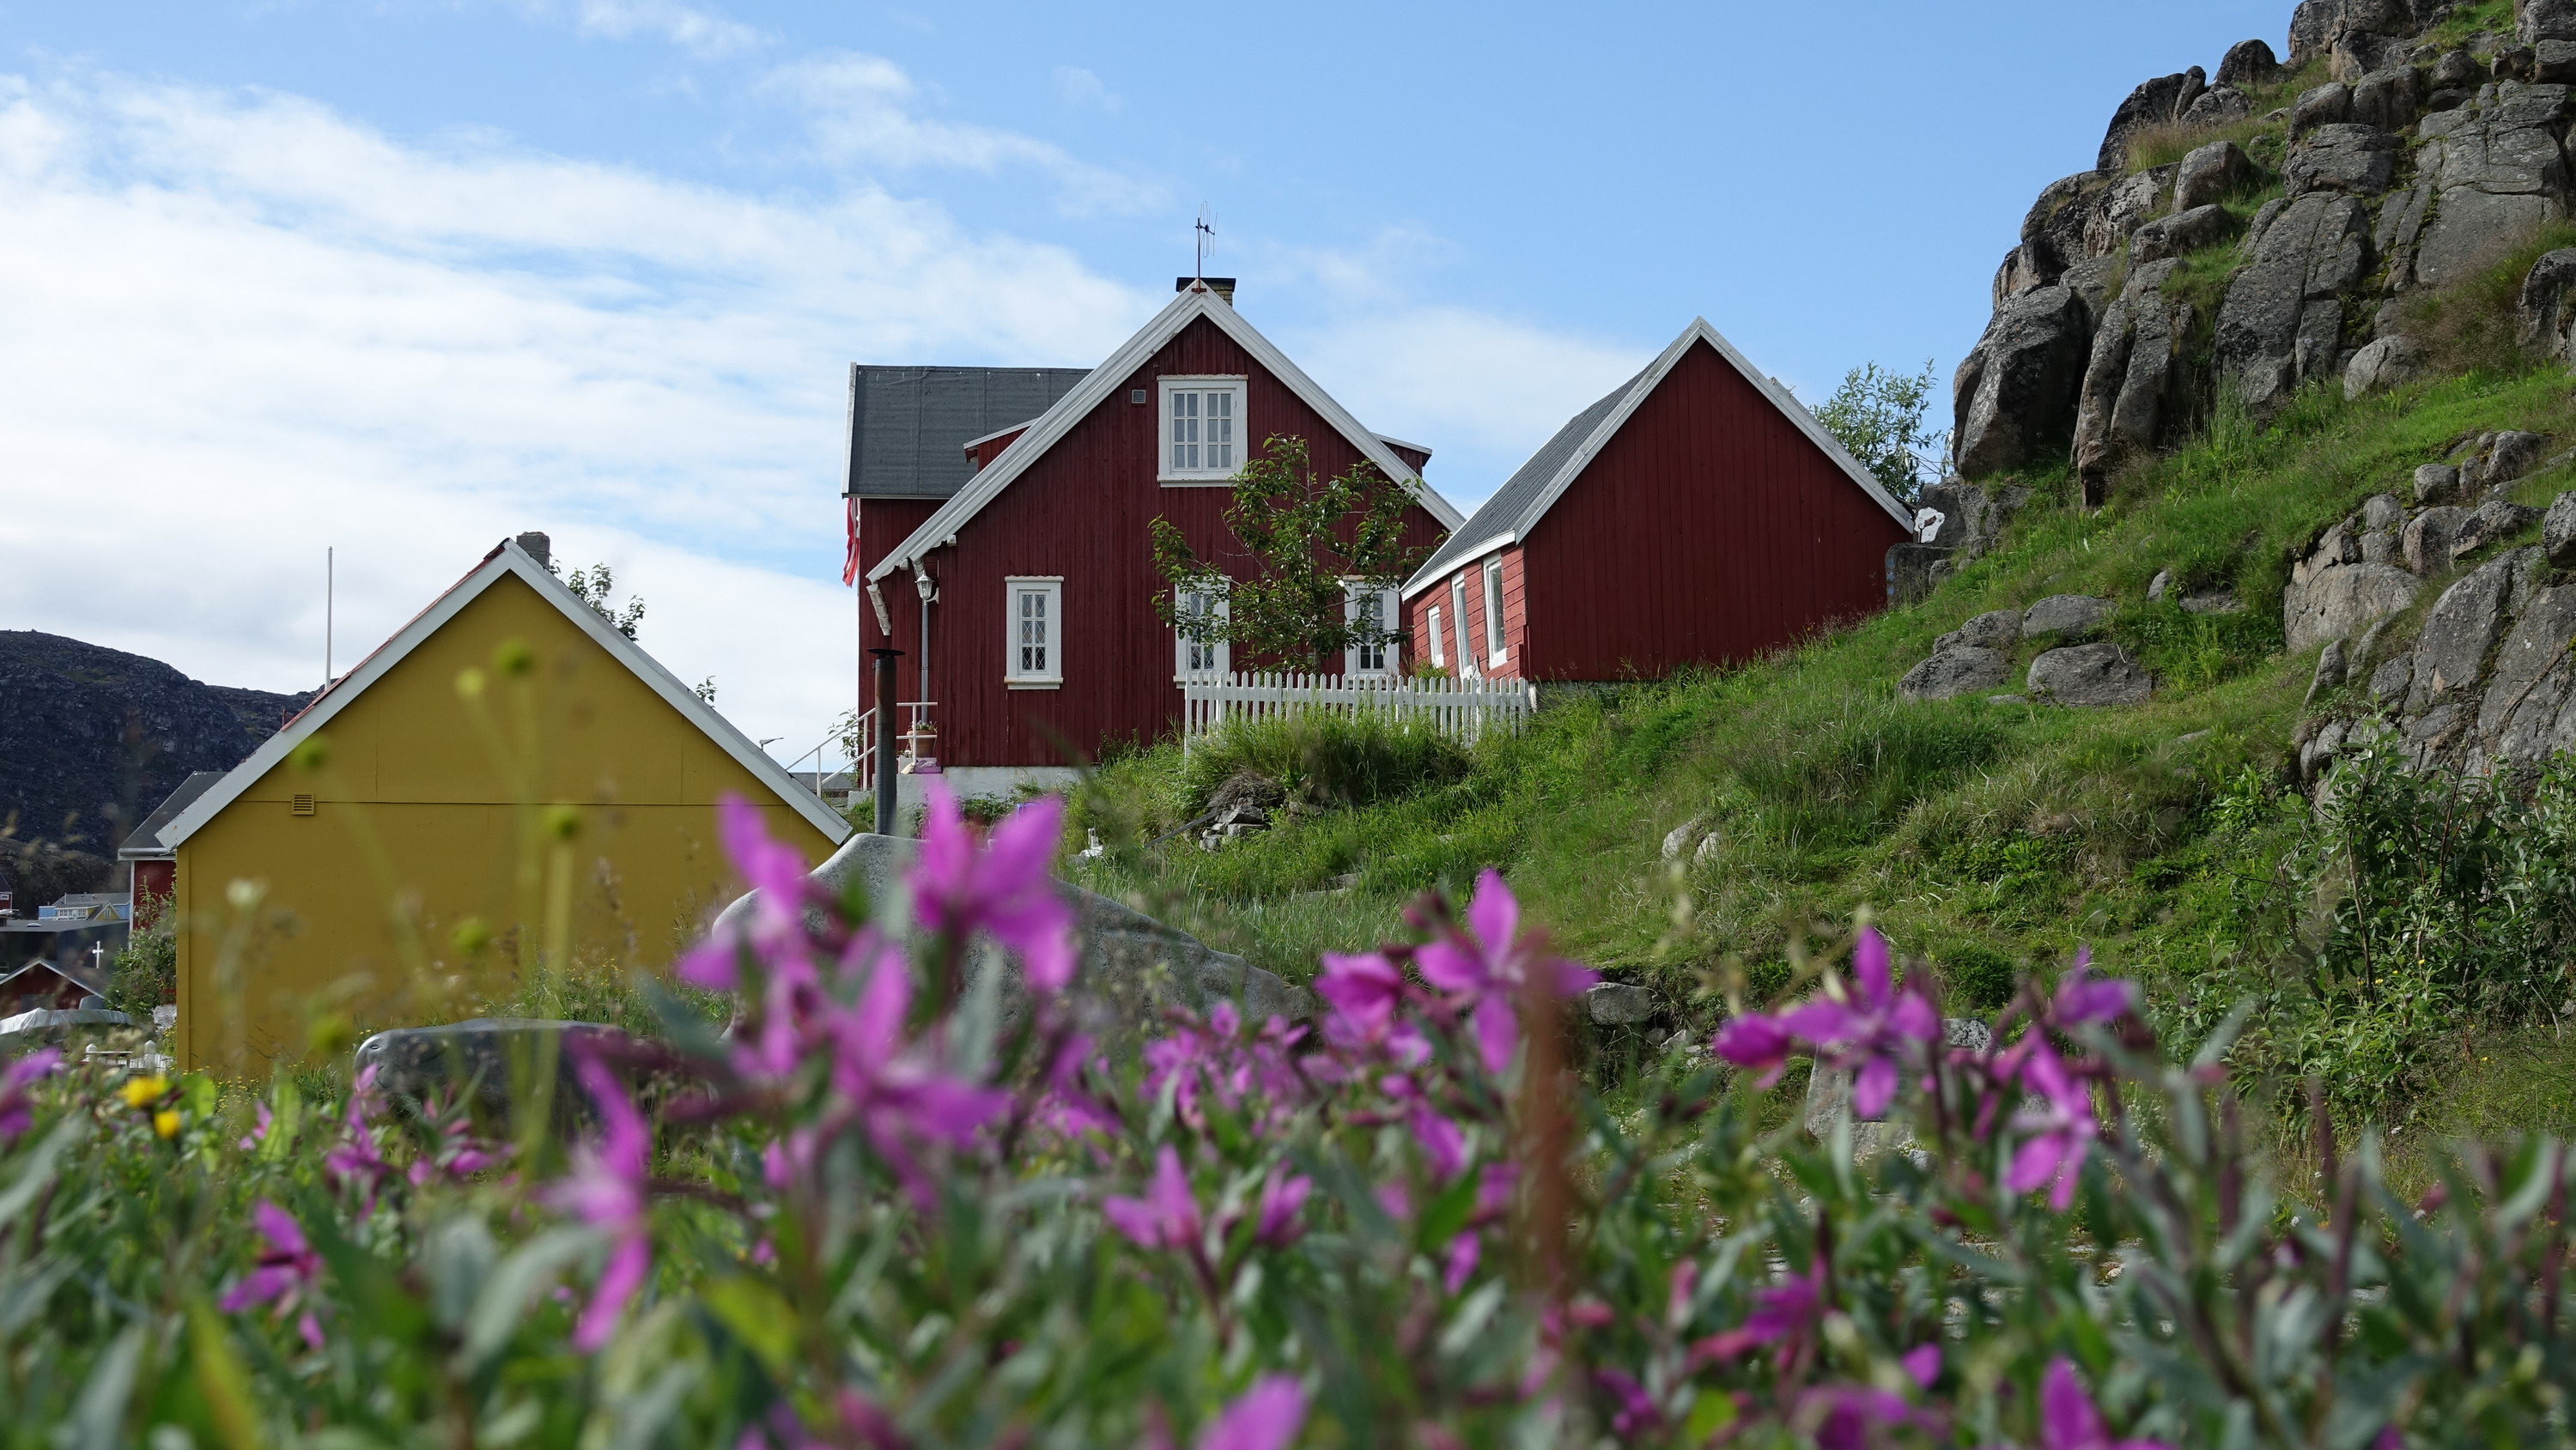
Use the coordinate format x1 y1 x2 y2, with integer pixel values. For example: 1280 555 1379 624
166 543 845 1072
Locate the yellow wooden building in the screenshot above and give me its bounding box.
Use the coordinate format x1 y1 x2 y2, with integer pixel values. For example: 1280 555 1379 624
159 537 848 1071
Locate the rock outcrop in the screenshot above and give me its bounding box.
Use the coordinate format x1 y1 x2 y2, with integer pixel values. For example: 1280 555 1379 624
2217 193 2375 414
2097 70 2209 175
2029 644 2154 707
2518 246 2576 361
1953 286 2093 478
2074 258 2200 502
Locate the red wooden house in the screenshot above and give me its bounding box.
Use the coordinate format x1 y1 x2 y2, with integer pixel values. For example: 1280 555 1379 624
848 281 1463 795
1402 319 1913 683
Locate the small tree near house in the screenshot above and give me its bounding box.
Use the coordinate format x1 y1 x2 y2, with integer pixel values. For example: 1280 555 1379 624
1150 434 1435 670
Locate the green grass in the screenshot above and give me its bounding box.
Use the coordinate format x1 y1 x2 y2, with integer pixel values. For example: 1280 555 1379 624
1062 361 2576 1169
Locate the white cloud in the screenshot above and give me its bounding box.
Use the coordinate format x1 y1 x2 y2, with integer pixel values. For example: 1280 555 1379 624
1052 65 1121 112
522 0 772 58
0 70 1150 754
763 52 1164 216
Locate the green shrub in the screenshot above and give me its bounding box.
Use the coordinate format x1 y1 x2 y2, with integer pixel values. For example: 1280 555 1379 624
106 919 175 1015
1938 942 2020 1011
1176 710 1470 816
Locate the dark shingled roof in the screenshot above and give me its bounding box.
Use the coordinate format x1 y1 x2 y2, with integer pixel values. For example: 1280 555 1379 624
843 366 1091 500
1411 361 1652 585
117 772 226 859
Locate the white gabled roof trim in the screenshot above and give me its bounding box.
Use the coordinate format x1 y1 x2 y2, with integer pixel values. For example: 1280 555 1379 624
867 288 1464 583
161 541 852 849
961 417 1042 451
1399 318 1916 600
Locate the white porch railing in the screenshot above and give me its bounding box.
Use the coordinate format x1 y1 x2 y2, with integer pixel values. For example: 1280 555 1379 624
1180 670 1538 746
787 702 937 798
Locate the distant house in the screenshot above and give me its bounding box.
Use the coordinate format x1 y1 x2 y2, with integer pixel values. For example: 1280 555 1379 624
155 535 848 1071
850 281 1463 795
1402 319 1913 683
0 957 108 1015
118 771 226 926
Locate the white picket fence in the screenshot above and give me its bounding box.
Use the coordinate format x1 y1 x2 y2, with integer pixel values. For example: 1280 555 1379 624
1180 670 1539 746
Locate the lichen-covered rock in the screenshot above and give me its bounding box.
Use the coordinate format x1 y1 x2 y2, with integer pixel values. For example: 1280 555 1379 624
1938 609 2023 651
2345 334 2427 398
2415 463 2464 504
2474 582 2576 759
2131 204 2233 264
2285 123 2400 197
2176 140 2257 211
1899 646 2013 702
2544 491 2576 565
2184 85 2254 126
2028 644 2153 706
2454 499 2543 558
1953 286 2093 478
1583 983 1656 1025
352 1018 622 1127
2406 549 2531 713
2097 69 2208 174
2084 167 2178 258
2409 84 2575 290
2405 506 2469 573
2464 429 2553 490
2286 561 2421 652
2350 67 2423 132
2518 248 2576 363
2216 193 2374 414
2021 594 2113 639
2072 259 2199 501
2218 38 2281 89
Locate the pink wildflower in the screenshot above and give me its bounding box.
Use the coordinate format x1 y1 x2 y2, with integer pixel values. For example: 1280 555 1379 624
323 1066 392 1210
1442 1232 1480 1292
1712 1012 1795 1084
220 1200 326 1350
2035 1357 2172 1450
1315 951 1404 1039
548 1053 653 1351
1253 1163 1311 1248
912 782 1076 995
0 1049 60 1142
1195 1375 1306 1450
1777 927 1938 1118
676 795 825 990
2049 952 2138 1026
1410 1105 1467 1180
1103 1144 1205 1253
818 940 1009 1205
1413 870 1596 1074
2006 1043 2099 1211
1692 1257 1824 1369
1801 1386 1922 1450
1593 1369 1661 1437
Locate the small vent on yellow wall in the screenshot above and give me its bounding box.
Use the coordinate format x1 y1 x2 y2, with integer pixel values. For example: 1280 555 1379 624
290 794 317 816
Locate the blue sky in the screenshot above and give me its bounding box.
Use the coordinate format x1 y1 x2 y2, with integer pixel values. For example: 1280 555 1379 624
0 0 2283 750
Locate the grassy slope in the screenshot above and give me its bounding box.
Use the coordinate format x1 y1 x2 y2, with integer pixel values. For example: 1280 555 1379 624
1067 367 2576 1151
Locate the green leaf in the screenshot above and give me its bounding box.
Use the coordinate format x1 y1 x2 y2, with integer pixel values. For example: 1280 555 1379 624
186 1295 264 1450
701 1276 798 1375
462 1226 593 1370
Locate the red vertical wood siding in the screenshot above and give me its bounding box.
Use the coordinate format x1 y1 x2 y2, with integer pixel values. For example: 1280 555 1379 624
918 315 1449 767
966 428 1030 472
1515 341 1905 681
1412 548 1526 678
857 497 941 705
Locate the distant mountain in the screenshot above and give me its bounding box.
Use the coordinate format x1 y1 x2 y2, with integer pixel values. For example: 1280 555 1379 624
0 630 313 858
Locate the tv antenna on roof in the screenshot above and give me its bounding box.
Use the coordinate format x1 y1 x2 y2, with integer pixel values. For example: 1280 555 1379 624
1194 203 1214 282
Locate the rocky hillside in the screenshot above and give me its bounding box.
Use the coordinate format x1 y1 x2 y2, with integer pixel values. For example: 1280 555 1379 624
0 630 311 858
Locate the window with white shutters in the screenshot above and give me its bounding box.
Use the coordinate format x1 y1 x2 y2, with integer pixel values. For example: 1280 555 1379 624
1159 377 1245 482
1005 577 1062 686
1427 604 1445 667
1482 556 1508 662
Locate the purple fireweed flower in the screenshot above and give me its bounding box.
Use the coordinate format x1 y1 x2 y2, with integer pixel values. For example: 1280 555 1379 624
1196 1375 1306 1450
1904 1344 1942 1389
2006 1043 2099 1211
221 1199 325 1350
1442 1232 1480 1293
819 941 1010 1204
1713 1012 1795 1085
0 1049 60 1142
1413 870 1597 1073
323 1065 392 1210
1253 1163 1311 1248
1315 950 1404 1039
1803 1386 1922 1450
549 1053 653 1351
1411 1105 1468 1180
1143 1003 1309 1133
1103 1144 1204 1253
1594 1369 1662 1437
236 1101 274 1154
2034 1357 2173 1450
676 795 828 991
1040 1031 1121 1138
1692 1258 1824 1369
2049 952 2138 1026
1777 927 1939 1118
913 781 1076 996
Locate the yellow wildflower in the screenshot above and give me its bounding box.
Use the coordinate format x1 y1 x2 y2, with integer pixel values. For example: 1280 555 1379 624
120 1075 169 1109
153 1109 181 1139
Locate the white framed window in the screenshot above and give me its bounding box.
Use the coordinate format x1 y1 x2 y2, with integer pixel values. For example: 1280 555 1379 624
1175 585 1230 678
1449 575 1476 677
1426 604 1445 667
1159 376 1245 482
1005 577 1062 687
1482 555 1508 662
1344 583 1400 677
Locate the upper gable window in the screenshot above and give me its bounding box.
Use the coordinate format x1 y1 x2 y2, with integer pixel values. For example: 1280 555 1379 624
1160 377 1244 483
